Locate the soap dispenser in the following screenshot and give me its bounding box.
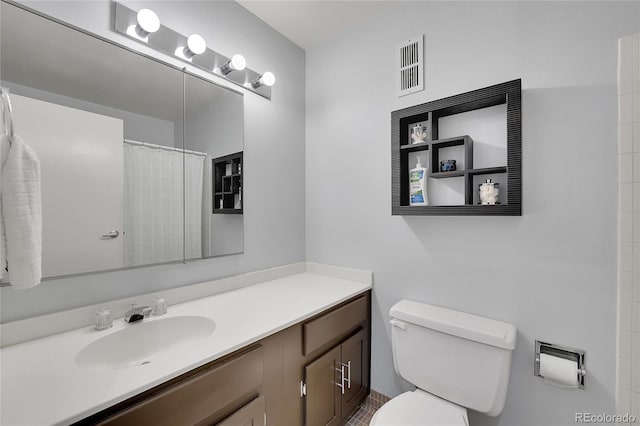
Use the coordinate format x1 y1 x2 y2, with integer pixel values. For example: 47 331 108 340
409 156 428 206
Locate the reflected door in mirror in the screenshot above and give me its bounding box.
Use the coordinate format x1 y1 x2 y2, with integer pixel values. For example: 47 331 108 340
11 94 124 277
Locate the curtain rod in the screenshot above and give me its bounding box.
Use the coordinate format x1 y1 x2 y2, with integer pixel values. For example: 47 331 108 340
124 139 207 157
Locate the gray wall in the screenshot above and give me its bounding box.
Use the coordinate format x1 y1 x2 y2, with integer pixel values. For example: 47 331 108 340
0 0 305 322
184 84 245 257
3 82 176 147
305 2 639 425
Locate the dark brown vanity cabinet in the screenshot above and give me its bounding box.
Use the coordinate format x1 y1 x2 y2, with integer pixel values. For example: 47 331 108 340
300 295 370 426
339 330 368 419
305 346 342 426
86 346 265 426
76 292 371 426
304 329 368 426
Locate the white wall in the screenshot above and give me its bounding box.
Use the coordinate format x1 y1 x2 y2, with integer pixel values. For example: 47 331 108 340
0 0 305 322
306 2 639 425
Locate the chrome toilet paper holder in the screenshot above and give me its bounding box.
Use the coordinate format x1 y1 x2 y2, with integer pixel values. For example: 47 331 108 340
534 340 586 389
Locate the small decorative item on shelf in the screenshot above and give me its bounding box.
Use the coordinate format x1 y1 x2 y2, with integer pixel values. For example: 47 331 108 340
225 163 232 175
411 123 428 144
479 178 499 205
440 159 457 172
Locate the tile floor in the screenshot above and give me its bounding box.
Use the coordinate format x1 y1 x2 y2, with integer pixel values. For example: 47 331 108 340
345 390 390 426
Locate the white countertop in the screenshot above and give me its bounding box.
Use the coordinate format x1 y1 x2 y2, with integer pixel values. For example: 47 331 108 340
0 272 371 425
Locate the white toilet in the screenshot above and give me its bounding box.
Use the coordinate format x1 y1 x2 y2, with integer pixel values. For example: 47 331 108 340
370 300 517 426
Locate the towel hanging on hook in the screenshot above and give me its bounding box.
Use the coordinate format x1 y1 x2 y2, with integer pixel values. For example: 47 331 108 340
0 90 42 288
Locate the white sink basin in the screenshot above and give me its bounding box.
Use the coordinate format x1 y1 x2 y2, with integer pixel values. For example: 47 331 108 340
75 316 216 370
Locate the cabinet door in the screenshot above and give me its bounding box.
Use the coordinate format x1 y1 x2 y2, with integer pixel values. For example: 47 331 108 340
216 395 265 426
282 325 306 426
341 329 368 421
304 346 341 426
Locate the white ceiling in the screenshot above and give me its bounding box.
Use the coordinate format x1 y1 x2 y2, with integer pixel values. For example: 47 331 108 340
237 1 395 51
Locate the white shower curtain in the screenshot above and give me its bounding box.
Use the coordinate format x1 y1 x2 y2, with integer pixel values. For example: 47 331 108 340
123 144 204 266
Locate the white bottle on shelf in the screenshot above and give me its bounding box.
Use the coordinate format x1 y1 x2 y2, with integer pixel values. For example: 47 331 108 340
409 156 428 206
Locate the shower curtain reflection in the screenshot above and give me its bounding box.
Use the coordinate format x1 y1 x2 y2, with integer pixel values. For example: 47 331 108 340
123 142 205 266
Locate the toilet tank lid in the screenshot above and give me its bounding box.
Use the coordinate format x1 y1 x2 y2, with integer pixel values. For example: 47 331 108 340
390 300 517 350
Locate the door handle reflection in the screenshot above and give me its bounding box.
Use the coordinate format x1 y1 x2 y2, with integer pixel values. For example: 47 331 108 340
101 230 120 239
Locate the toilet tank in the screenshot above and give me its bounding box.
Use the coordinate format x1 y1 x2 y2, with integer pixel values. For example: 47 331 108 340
389 300 517 416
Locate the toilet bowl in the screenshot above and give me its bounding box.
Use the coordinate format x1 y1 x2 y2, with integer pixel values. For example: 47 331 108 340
370 389 468 426
370 300 517 426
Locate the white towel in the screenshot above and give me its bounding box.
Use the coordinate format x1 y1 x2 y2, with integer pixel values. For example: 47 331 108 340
1 135 42 288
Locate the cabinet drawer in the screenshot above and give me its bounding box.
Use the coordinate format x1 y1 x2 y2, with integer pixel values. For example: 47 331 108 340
216 395 265 426
97 346 263 426
303 296 367 356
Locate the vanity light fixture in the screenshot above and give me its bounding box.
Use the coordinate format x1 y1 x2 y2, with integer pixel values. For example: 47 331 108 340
183 34 207 58
220 54 246 75
115 2 274 99
129 8 160 40
251 71 276 88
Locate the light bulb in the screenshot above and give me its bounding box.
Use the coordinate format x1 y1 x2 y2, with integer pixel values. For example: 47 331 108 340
260 71 276 87
182 34 206 58
252 71 276 89
230 54 246 71
221 54 246 75
136 9 160 36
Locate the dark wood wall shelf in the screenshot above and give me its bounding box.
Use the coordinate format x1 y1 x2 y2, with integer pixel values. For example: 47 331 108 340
391 79 521 216
213 152 243 214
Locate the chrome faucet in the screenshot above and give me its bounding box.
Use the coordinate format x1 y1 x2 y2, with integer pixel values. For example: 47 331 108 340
124 304 152 323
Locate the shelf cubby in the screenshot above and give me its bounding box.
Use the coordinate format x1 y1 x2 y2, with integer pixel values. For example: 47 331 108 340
391 79 521 216
431 135 472 173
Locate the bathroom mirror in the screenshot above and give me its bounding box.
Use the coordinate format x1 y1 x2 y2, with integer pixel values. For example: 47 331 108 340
184 75 244 259
0 2 244 279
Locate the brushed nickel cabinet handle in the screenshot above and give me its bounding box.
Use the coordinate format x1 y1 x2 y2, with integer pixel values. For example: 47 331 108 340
335 364 345 395
342 361 351 389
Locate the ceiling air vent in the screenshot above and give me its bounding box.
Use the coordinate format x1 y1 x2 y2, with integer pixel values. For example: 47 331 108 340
397 35 424 97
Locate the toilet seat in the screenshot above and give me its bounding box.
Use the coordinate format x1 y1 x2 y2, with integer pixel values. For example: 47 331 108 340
369 389 469 426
